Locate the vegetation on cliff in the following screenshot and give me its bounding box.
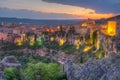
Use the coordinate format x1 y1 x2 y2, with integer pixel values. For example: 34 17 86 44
0 52 66 80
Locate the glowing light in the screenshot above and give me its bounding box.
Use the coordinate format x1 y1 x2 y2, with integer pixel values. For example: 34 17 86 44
37 41 43 47
83 46 92 52
17 42 22 46
81 22 87 27
107 21 116 36
45 28 50 32
74 39 81 49
50 37 54 42
29 35 35 46
31 27 36 30
15 37 23 46
57 26 60 31
59 38 66 46
29 42 35 46
51 29 55 33
96 39 100 50
36 35 44 47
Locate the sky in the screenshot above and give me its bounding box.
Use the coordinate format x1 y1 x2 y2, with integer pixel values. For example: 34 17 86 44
0 0 119 19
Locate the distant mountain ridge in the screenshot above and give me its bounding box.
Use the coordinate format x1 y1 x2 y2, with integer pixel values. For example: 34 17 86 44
0 17 82 26
0 15 119 26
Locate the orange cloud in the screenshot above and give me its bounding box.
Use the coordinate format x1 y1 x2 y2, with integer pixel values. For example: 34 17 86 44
72 13 114 19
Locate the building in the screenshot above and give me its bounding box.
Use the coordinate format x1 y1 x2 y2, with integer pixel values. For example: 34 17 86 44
101 21 120 37
0 32 8 40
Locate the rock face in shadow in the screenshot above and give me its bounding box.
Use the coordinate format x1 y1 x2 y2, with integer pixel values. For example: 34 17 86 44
0 56 21 80
65 59 76 80
0 71 4 80
1 56 21 69
65 53 120 80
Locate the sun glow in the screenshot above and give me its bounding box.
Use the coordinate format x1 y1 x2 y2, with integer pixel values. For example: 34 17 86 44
75 13 113 19
2 0 114 19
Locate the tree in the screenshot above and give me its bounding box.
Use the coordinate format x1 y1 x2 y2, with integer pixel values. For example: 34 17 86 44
4 68 22 80
25 62 62 80
92 31 98 45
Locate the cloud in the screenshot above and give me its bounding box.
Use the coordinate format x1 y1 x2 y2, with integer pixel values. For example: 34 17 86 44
0 7 80 19
0 0 116 19
0 6 113 20
42 0 120 13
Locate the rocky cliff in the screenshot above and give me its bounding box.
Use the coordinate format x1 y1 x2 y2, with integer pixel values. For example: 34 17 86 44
65 53 120 80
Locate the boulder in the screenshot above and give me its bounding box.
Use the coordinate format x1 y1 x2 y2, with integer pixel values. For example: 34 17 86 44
1 56 21 69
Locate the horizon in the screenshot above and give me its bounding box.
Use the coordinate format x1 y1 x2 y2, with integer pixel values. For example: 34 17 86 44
0 13 118 21
0 16 84 26
0 16 85 20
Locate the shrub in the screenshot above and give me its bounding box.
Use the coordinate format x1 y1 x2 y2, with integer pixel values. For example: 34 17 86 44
25 62 62 80
4 68 22 80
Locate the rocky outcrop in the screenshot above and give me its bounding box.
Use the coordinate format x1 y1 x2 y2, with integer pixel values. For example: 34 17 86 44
1 56 21 69
65 53 120 80
0 71 4 80
0 56 21 80
65 59 76 80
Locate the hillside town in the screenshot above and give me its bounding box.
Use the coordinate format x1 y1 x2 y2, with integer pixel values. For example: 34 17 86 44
0 15 120 80
1 0 120 79
0 15 120 53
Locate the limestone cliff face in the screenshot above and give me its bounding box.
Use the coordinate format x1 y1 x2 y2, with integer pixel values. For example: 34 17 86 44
65 59 76 80
65 53 120 80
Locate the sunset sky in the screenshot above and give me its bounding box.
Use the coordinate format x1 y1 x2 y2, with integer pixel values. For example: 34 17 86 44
0 0 119 19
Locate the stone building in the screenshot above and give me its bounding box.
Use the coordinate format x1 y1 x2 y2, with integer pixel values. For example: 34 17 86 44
100 20 120 37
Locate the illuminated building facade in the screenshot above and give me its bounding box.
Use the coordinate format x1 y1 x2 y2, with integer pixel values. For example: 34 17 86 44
101 21 120 37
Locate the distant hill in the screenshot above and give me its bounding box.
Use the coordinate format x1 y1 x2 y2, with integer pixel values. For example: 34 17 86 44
107 15 120 21
94 15 120 24
0 17 83 26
